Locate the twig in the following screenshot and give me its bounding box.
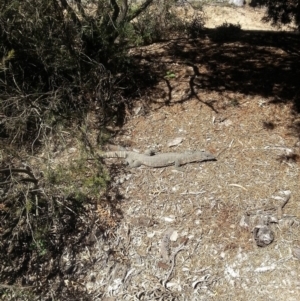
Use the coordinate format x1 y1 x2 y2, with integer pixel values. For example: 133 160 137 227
55 199 76 214
180 190 205 195
23 188 37 246
246 192 292 221
228 183 247 191
31 120 42 154
35 194 39 217
0 178 38 185
0 167 39 185
280 192 291 209
216 146 229 158
277 192 291 220
163 242 186 288
0 283 33 290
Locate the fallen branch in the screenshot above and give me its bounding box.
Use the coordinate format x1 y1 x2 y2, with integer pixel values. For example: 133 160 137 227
0 283 33 290
0 167 39 185
163 240 187 288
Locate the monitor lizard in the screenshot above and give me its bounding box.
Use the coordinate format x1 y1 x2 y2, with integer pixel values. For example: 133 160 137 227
98 150 216 168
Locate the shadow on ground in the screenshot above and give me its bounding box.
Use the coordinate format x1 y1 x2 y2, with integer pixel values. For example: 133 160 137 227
129 28 300 136
177 29 299 107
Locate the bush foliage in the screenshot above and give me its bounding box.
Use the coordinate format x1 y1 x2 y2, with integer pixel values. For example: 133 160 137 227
250 0 300 29
0 0 124 147
0 0 200 298
0 0 197 148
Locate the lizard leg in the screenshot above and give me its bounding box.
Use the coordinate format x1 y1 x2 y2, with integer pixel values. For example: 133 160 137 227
128 160 142 168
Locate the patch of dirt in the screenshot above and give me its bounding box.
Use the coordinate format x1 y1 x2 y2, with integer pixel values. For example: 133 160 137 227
91 95 300 299
203 4 297 31
77 5 300 301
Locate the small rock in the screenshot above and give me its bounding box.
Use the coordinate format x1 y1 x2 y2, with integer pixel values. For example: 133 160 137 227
221 119 233 127
253 225 274 247
68 147 77 153
170 230 178 241
167 137 183 147
133 106 142 115
292 247 300 260
229 0 244 6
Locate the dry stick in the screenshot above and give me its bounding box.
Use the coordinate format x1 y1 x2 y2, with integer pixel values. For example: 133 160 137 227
31 120 42 154
0 178 38 185
23 188 38 247
55 199 77 215
215 146 228 159
277 192 291 220
0 283 33 290
35 194 39 217
246 193 292 220
163 242 186 288
0 167 39 184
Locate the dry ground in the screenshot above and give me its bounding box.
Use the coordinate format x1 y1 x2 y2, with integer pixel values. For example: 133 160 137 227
75 5 300 301
15 4 299 301
203 4 297 31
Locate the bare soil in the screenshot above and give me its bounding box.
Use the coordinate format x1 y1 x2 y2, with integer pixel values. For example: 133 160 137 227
203 4 297 31
76 5 300 301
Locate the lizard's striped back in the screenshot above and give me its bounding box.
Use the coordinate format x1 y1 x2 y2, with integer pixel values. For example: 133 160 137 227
98 151 130 158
